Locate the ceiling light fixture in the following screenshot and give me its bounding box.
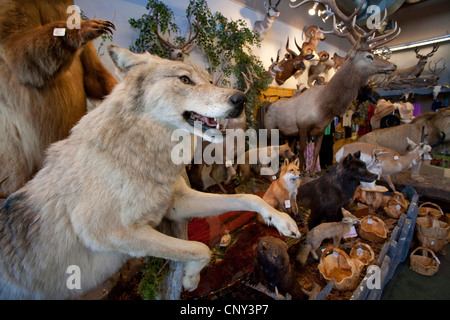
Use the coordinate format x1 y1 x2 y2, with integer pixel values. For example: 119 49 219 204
388 34 450 52
308 2 319 15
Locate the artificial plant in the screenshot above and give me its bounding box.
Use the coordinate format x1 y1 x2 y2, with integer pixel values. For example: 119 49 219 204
129 0 271 128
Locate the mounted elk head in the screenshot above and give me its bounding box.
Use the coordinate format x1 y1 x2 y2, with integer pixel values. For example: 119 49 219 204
274 38 315 85
155 14 200 61
254 0 281 40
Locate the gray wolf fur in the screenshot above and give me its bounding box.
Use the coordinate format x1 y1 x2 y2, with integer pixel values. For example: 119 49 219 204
0 46 300 299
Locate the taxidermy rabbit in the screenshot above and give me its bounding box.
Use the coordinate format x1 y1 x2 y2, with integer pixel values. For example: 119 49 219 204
296 208 359 265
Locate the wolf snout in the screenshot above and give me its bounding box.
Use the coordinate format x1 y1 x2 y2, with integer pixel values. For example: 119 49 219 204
228 92 246 118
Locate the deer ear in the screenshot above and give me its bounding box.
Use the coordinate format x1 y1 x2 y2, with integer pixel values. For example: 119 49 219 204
183 43 196 54
108 45 155 78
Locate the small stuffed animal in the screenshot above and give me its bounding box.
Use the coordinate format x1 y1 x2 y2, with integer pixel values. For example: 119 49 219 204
296 208 359 265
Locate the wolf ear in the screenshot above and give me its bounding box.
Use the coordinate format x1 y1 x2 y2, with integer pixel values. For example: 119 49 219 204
343 153 353 166
108 45 155 77
353 151 361 159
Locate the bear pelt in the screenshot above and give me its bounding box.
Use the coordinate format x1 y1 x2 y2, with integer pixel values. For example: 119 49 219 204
0 0 118 194
252 236 308 300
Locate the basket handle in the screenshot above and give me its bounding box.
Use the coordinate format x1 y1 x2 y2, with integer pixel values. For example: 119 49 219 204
387 198 408 209
320 246 350 261
353 242 375 261
419 202 444 216
410 246 440 263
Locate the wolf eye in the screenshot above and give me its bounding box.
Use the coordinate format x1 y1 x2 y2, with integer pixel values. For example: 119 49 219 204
179 75 192 85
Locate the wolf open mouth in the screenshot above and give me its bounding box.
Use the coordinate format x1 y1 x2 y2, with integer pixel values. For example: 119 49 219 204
183 111 228 132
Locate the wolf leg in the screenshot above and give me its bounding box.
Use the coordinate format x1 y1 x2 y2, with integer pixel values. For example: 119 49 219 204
108 225 210 292
168 177 301 238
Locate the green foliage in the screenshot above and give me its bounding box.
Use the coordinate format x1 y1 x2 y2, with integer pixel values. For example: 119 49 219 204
137 257 168 300
129 0 181 58
129 0 271 128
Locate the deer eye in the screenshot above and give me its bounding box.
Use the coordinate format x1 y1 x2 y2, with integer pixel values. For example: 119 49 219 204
179 75 193 85
366 54 374 61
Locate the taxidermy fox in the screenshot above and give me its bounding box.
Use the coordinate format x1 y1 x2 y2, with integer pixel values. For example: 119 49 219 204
296 208 359 265
262 158 301 221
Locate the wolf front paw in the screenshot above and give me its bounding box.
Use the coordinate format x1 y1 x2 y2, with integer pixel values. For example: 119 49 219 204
266 210 301 238
182 273 201 292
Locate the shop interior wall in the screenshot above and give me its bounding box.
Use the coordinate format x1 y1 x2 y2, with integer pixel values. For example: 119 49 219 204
74 0 344 90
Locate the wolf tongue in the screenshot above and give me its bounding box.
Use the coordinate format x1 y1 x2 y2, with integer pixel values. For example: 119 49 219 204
193 114 217 127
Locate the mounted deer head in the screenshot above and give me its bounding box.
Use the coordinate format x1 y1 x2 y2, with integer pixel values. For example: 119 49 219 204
274 38 315 85
155 14 200 61
254 0 281 40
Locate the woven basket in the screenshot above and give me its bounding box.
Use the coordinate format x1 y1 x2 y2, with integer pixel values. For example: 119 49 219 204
416 232 447 254
350 242 375 266
416 215 449 240
358 215 388 243
410 247 440 276
318 246 363 291
383 192 409 219
419 202 443 219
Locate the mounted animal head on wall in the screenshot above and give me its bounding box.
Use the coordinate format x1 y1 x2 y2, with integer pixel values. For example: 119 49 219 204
274 38 315 85
155 13 200 61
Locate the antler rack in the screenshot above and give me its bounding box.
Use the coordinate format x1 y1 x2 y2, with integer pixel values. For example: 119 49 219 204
289 0 401 50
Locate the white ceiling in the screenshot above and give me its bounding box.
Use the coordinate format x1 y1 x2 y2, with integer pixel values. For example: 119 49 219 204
230 0 450 48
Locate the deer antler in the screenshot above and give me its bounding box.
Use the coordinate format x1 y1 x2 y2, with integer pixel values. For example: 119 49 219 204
428 57 446 75
416 44 439 59
290 0 400 49
154 12 200 51
241 67 254 94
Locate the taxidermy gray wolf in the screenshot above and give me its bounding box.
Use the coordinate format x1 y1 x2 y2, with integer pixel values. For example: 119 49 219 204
297 151 377 229
0 0 118 194
0 46 300 299
296 208 359 265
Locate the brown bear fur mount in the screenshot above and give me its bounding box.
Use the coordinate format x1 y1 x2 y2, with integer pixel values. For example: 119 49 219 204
0 0 118 194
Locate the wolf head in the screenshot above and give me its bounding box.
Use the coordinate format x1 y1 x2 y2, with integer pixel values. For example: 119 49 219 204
107 45 246 142
341 151 378 183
